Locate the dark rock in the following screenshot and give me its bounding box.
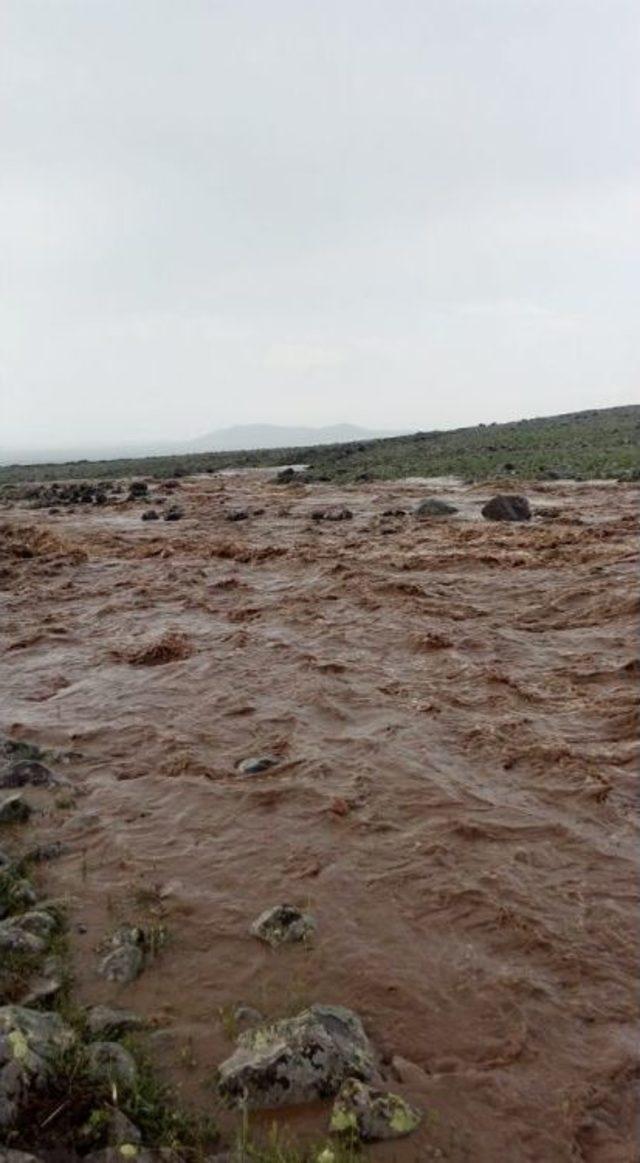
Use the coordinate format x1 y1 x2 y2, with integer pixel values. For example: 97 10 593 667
164 505 184 522
414 498 458 518
311 506 353 522
86 1041 137 1088
0 876 37 920
250 904 316 948
236 757 277 776
481 494 531 522
0 1005 76 1129
128 481 149 499
218 1003 376 1110
141 509 160 522
330 1078 422 1141
381 508 407 518
0 797 31 826
225 509 250 522
0 761 58 790
0 741 44 764
86 1005 146 1039
275 467 296 484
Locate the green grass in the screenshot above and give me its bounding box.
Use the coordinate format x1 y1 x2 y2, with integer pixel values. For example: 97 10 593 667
0 405 638 486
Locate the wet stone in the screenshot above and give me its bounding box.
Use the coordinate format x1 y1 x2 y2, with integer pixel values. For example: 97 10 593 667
24 841 67 863
164 505 184 522
0 911 56 956
250 904 316 948
141 509 160 522
0 761 59 790
481 494 531 522
414 498 458 518
98 926 145 984
330 1078 422 1141
86 1005 146 1039
0 797 31 826
236 757 277 776
218 1003 376 1110
311 506 353 522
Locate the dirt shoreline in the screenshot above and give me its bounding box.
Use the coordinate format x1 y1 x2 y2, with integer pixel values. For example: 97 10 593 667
1 473 638 1161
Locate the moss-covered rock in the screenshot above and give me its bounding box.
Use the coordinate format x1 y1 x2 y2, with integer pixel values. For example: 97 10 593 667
330 1077 422 1141
218 1004 376 1110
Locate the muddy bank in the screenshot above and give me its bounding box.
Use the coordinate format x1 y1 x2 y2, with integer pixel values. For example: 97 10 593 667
1 473 638 1161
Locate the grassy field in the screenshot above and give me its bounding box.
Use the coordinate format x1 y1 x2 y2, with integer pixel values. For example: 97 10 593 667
1 405 638 486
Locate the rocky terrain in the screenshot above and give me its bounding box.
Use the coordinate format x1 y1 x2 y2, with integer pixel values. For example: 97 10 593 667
0 469 638 1161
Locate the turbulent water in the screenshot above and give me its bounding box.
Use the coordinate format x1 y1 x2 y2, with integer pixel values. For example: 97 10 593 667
1 473 638 1162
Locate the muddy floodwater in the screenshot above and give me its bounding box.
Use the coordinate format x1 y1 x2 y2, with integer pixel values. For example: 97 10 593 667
1 473 638 1161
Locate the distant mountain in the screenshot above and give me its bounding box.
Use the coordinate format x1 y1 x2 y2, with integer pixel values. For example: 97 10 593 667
183 423 399 452
0 423 400 465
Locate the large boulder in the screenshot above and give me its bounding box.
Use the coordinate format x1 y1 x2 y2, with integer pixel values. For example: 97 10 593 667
414 498 458 519
0 1005 76 1129
330 1078 422 1141
218 1004 376 1110
481 494 531 522
0 910 58 956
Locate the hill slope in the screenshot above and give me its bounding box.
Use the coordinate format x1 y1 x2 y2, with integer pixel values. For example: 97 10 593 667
0 405 638 485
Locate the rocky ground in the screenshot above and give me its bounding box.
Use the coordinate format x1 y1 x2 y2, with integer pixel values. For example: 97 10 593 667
0 470 638 1161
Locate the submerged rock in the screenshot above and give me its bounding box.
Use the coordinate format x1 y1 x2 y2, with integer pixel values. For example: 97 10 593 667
141 509 159 522
236 757 277 776
86 1005 146 1039
250 904 316 948
164 505 184 522
481 494 531 522
414 498 458 518
0 797 31 826
330 1078 422 1141
218 1004 376 1110
311 506 353 522
0 1005 76 1129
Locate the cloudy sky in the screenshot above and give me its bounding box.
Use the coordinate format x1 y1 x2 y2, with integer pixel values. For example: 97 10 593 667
1 0 638 452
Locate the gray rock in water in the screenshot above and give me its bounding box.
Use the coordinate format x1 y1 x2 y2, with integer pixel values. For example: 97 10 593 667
86 1041 137 1089
164 505 184 522
218 1003 376 1110
86 1005 146 1039
0 797 31 826
481 494 531 522
141 509 160 522
0 1005 76 1129
97 935 144 981
414 498 458 518
250 904 316 948
236 757 276 776
24 841 67 863
330 1077 422 1141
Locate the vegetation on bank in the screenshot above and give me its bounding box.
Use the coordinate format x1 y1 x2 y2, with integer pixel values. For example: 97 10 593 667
1 405 638 486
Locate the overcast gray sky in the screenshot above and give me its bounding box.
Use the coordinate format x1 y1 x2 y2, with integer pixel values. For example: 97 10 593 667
2 0 638 451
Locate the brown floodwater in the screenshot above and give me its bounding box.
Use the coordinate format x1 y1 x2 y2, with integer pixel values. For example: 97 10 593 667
1 473 638 1162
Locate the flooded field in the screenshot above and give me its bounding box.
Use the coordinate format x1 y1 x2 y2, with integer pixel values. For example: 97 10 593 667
1 472 638 1162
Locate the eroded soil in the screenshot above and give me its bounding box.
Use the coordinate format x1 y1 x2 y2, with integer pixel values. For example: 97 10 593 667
1 472 638 1162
